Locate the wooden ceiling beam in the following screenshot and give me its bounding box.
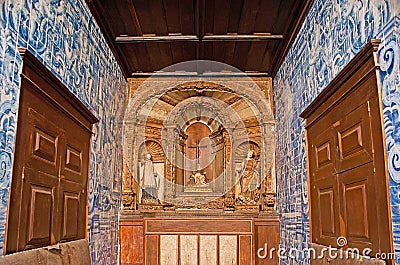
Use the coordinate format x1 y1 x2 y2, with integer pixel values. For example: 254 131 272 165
203 34 283 41
130 71 269 77
116 34 283 43
115 35 199 43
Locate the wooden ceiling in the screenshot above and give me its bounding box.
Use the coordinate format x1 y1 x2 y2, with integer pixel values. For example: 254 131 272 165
86 0 313 78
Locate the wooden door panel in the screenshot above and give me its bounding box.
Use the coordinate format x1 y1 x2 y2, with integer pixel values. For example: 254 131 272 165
26 185 53 246
311 179 340 246
61 192 79 240
62 129 90 185
335 102 373 172
343 182 368 237
318 188 335 236
65 145 82 176
20 167 59 250
308 126 337 182
60 179 86 242
26 108 63 175
339 164 377 251
32 127 57 164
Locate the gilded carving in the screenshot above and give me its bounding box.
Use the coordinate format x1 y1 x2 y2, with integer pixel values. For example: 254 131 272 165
122 190 137 210
124 78 277 214
223 191 235 210
261 191 276 211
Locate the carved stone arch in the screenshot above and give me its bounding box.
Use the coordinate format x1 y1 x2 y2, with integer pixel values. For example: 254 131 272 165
164 96 241 130
124 79 273 124
181 117 219 133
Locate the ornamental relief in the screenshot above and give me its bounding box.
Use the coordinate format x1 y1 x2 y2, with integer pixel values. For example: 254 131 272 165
123 79 276 214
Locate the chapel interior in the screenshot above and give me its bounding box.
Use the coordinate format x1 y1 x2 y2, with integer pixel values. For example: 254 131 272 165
0 0 398 265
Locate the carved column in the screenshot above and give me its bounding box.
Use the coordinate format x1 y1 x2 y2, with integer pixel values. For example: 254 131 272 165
175 129 187 192
210 127 225 193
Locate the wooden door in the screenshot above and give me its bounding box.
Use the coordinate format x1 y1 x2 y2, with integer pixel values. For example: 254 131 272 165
301 40 392 259
5 49 97 254
307 98 380 251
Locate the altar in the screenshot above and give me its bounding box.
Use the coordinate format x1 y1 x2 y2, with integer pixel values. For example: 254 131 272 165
121 76 278 264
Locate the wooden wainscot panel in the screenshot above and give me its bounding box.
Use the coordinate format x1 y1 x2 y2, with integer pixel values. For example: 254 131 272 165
239 235 253 265
145 218 253 234
254 217 280 265
120 220 144 265
145 235 159 265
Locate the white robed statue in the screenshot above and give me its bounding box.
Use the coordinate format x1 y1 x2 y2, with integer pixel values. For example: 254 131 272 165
139 153 158 199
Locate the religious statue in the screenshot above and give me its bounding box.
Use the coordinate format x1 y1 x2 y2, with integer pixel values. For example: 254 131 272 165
236 150 259 203
187 169 207 186
139 153 159 200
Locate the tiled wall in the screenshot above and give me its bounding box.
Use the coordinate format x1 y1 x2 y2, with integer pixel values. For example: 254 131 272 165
0 0 126 264
274 0 399 264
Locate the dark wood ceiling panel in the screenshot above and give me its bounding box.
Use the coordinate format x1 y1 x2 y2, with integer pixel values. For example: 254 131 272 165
259 44 276 72
245 41 267 71
213 42 226 65
119 44 141 72
171 42 185 64
203 42 214 61
182 42 196 62
254 0 280 33
103 0 136 36
163 0 182 33
204 0 215 34
227 0 244 33
146 43 165 70
132 0 155 34
233 41 252 70
213 0 231 34
148 0 169 35
179 0 195 35
237 0 260 34
133 43 153 72
224 42 237 67
158 43 174 69
272 0 296 33
86 0 314 77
